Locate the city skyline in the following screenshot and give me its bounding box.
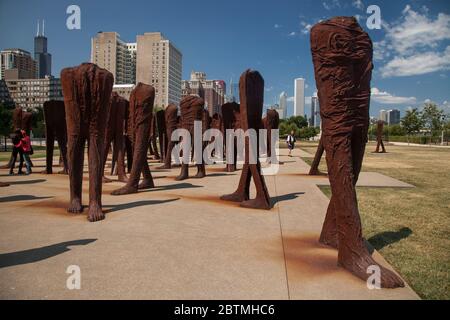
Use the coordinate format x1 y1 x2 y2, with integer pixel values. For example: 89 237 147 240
1 0 449 118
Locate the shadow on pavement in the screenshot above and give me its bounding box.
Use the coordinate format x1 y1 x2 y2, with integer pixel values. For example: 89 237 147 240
367 227 413 253
0 239 97 268
103 198 179 214
271 192 305 206
0 195 53 203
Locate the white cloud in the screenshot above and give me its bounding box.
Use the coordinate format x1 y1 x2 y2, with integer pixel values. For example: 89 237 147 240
301 24 312 35
380 46 450 78
371 88 417 105
352 0 364 11
386 7 450 55
274 24 281 29
288 31 296 37
323 0 340 11
265 86 274 92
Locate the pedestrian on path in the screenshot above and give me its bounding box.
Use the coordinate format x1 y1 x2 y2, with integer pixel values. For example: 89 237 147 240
286 130 296 157
9 130 24 175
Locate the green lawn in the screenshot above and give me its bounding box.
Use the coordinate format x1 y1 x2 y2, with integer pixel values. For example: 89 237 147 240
300 141 450 300
0 146 59 162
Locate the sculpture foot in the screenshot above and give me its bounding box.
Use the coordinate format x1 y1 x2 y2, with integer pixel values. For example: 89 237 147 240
67 198 83 213
240 198 271 210
319 233 338 249
175 174 188 181
118 175 128 183
138 179 155 189
102 176 113 183
338 248 405 288
220 192 247 203
87 202 105 222
40 169 52 174
111 185 138 195
58 169 68 175
157 164 171 169
193 171 206 178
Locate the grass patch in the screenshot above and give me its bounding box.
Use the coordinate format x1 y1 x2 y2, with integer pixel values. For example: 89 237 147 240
303 141 450 300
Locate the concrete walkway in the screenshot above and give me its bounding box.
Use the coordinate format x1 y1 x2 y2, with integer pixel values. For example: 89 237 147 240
0 150 419 299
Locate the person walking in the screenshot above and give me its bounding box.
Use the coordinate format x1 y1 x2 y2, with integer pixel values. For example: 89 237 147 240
9 130 25 175
20 130 33 175
286 130 296 157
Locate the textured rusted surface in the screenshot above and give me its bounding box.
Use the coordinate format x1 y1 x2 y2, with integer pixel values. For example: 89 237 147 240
221 69 271 210
111 83 155 195
311 17 403 287
175 96 206 180
222 102 240 172
265 109 279 159
149 113 160 159
102 92 128 183
374 120 386 153
157 104 178 169
12 107 23 131
309 138 324 175
61 62 113 222
42 100 68 174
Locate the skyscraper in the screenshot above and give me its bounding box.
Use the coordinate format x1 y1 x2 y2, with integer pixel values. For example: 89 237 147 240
279 91 287 119
294 78 305 117
0 49 37 80
379 109 387 123
34 20 52 78
311 92 321 127
91 31 182 107
387 109 401 125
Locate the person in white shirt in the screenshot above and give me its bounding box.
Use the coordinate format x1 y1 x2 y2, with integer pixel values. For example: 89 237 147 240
286 130 296 157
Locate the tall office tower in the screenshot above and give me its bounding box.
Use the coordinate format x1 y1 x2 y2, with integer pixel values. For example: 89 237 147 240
34 20 52 78
0 49 37 80
379 109 387 123
279 91 287 119
91 32 135 84
181 71 226 115
387 109 401 125
136 32 182 107
311 92 321 127
294 78 305 117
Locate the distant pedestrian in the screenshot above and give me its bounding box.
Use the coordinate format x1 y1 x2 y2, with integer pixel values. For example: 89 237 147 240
286 130 296 157
9 130 24 175
20 130 33 175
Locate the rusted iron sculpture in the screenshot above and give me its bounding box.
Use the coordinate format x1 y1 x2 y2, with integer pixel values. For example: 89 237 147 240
102 92 128 183
61 62 113 222
221 69 271 210
311 17 404 287
374 120 386 153
149 113 160 160
175 96 206 180
157 104 178 169
41 100 68 174
264 109 279 159
111 83 156 195
222 102 240 172
156 109 167 163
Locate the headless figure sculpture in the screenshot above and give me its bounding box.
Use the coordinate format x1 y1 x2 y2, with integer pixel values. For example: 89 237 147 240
311 17 404 287
102 92 128 183
209 112 223 159
41 100 68 174
221 69 271 210
222 102 240 172
264 109 280 160
374 120 386 153
158 104 178 169
61 62 113 222
111 83 156 195
309 138 325 175
175 96 206 180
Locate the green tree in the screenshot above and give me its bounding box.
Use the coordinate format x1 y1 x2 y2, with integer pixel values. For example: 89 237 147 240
0 103 13 151
388 124 406 136
421 102 445 136
401 108 423 143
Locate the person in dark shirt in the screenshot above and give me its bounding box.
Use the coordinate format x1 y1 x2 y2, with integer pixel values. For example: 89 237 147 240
9 129 25 175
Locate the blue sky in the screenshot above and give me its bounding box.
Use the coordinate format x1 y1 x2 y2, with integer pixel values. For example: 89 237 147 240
0 0 449 118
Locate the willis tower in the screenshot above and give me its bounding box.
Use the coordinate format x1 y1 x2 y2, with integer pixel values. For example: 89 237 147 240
34 20 52 78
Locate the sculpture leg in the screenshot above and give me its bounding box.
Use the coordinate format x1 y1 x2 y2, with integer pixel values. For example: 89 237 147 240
175 163 189 181
102 139 113 183
115 130 128 182
87 132 105 222
380 140 386 153
43 127 55 174
138 161 155 189
221 163 250 202
125 136 133 173
158 140 174 169
67 135 85 213
194 163 206 178
56 130 68 174
324 128 404 288
240 162 271 209
309 139 324 175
